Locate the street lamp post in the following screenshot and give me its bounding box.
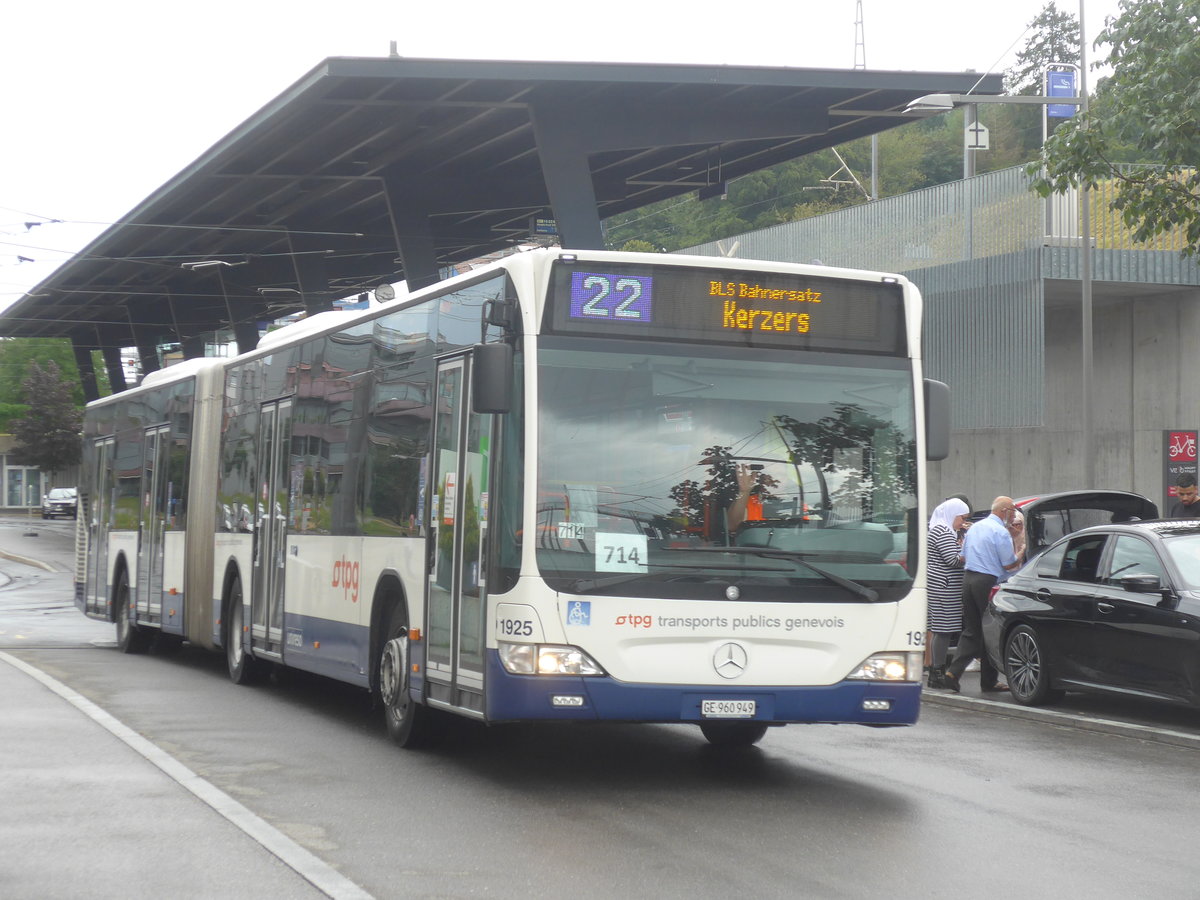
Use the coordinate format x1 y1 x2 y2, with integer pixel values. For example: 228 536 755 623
1078 0 1094 489
904 88 1093 486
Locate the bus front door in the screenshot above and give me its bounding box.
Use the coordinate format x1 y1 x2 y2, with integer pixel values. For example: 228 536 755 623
252 399 291 657
137 425 171 625
86 438 114 617
427 356 491 715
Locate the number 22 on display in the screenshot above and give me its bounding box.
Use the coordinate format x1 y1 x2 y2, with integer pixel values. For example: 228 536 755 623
574 274 651 320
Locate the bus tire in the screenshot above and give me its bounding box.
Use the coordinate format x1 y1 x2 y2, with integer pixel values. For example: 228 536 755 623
114 567 151 654
225 574 265 685
699 721 769 747
379 606 430 748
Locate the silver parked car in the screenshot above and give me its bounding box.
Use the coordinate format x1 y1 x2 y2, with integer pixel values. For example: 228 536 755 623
42 487 77 519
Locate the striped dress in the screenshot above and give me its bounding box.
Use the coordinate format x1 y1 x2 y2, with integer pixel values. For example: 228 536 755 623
926 524 964 633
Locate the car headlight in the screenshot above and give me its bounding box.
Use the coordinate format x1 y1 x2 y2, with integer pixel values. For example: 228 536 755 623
846 651 923 682
497 642 605 676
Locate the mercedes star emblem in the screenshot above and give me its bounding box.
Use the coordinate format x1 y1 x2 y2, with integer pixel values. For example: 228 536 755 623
713 642 748 679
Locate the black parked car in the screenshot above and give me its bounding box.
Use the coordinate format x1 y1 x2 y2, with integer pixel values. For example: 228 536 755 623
983 519 1200 709
41 487 77 519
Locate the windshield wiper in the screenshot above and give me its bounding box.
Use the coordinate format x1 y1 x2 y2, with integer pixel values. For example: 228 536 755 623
676 546 879 602
565 560 791 593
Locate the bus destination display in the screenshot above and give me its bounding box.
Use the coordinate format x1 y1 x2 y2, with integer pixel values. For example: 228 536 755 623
549 261 906 354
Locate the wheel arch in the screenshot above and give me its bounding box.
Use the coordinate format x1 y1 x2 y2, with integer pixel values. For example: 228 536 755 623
368 571 409 694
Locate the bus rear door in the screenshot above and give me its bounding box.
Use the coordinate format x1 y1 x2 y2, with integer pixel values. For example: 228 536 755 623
86 437 114 617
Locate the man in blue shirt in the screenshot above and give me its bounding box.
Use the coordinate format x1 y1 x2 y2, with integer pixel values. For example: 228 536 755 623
942 496 1023 693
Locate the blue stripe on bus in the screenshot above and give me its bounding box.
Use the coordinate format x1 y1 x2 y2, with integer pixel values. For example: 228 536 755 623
281 613 371 688
245 612 429 694
244 622 920 728
483 652 920 726
162 593 185 635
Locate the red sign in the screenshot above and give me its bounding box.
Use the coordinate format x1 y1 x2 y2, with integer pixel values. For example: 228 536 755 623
1164 430 1198 509
1168 431 1197 462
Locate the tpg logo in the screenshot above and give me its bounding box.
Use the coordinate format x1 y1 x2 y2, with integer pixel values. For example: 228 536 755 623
332 557 360 604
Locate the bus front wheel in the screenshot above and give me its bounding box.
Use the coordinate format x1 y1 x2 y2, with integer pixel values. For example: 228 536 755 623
379 607 430 748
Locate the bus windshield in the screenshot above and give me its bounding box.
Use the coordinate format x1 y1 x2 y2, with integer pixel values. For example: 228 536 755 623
536 339 918 603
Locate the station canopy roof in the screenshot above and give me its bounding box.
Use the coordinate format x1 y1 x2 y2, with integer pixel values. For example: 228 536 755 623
1 56 1001 350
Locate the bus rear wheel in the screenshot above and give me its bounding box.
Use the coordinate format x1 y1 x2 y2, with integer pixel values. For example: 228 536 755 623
225 575 265 685
114 569 151 654
699 721 769 747
379 608 430 748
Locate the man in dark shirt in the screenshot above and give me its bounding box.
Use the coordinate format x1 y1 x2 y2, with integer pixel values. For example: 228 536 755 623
1169 474 1200 518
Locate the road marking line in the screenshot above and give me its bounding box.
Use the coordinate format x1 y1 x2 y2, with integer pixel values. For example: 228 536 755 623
0 651 374 900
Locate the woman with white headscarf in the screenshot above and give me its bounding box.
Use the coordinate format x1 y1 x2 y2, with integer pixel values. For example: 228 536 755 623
926 497 969 689
1008 509 1026 559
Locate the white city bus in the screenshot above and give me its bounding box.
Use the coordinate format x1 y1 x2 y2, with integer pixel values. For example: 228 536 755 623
76 248 949 747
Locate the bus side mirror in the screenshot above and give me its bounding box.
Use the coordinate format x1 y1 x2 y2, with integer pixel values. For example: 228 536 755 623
924 379 950 461
473 342 513 414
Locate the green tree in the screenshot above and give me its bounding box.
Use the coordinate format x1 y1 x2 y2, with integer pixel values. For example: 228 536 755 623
1029 0 1200 256
9 360 83 477
618 239 660 253
0 338 109 430
1004 2 1080 95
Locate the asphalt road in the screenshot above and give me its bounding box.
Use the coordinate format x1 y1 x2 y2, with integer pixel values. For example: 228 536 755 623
3 518 1199 899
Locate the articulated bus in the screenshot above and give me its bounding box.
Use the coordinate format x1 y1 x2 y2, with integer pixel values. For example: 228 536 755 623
76 248 949 747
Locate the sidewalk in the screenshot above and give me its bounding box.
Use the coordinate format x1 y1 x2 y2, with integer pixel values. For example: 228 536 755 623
0 652 331 899
0 518 367 899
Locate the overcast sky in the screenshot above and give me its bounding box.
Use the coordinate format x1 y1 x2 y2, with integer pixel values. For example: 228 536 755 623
0 0 1124 309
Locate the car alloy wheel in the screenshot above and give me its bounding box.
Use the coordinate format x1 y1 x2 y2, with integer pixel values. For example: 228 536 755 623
1004 624 1062 706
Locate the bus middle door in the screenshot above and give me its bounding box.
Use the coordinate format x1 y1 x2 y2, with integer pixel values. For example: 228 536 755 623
427 355 491 716
252 399 291 657
137 424 171 625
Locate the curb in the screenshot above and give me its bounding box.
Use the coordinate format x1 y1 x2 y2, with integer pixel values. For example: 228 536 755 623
922 688 1200 750
0 548 57 573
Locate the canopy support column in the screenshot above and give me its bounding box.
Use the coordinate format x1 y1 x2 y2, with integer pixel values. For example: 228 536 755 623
382 179 440 292
530 105 605 251
71 339 101 403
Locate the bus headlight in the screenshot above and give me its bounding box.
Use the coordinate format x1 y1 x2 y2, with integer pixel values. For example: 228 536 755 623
498 642 605 676
846 652 923 682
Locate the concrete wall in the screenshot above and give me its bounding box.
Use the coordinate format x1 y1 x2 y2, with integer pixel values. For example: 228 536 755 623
929 284 1200 511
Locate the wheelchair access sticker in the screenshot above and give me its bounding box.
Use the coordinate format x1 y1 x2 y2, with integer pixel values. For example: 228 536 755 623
566 600 591 627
